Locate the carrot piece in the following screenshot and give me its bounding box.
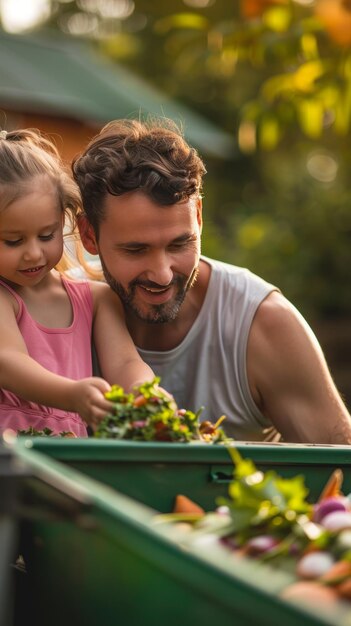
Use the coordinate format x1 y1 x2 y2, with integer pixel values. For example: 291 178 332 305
321 560 351 584
173 494 205 516
133 395 148 407
318 469 344 502
337 577 351 599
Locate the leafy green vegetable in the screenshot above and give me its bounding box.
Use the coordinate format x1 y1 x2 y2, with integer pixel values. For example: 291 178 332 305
218 448 312 538
17 427 76 437
211 448 315 553
95 377 230 443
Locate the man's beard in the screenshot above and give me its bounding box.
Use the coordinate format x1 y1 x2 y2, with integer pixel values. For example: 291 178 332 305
99 255 199 324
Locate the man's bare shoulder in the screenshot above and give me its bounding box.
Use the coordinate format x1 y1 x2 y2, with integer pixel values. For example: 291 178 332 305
248 290 322 411
252 290 313 340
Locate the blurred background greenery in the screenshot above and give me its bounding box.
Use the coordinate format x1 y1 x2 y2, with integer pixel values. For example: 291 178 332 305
1 0 351 401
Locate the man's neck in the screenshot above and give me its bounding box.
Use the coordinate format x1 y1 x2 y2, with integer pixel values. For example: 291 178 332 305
127 259 211 351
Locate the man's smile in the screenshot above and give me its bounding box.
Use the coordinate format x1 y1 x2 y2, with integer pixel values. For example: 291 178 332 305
136 282 174 304
141 285 171 293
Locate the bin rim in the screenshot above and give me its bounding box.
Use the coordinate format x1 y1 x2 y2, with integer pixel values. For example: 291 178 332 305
13 437 351 465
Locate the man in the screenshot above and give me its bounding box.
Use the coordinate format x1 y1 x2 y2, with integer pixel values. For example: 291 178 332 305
72 117 351 443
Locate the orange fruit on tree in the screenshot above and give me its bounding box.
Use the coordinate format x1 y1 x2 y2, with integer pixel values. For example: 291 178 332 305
240 0 288 19
315 0 351 47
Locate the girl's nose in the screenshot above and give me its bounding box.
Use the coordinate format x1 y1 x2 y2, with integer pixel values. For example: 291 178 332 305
23 240 42 262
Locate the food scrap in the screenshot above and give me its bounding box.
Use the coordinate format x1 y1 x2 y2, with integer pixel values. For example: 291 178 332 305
16 378 230 443
155 448 351 609
94 377 230 443
17 427 76 438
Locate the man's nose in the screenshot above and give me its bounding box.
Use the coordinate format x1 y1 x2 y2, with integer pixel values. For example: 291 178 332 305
147 252 173 286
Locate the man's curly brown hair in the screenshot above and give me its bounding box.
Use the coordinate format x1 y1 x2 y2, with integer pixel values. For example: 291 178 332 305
72 117 206 236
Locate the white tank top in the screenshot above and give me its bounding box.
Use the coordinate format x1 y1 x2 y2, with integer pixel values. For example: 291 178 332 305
138 256 280 441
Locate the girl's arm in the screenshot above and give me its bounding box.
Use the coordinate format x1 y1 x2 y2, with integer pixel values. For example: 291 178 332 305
91 282 155 392
0 290 114 427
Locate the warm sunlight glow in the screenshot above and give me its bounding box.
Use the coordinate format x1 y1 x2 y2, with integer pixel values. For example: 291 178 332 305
0 0 50 33
306 151 339 183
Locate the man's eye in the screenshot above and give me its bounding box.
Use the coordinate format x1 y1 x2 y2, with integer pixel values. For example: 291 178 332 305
169 241 191 250
4 239 22 247
124 248 145 254
39 233 55 241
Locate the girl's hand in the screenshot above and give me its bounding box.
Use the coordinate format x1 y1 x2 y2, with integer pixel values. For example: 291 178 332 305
70 377 114 429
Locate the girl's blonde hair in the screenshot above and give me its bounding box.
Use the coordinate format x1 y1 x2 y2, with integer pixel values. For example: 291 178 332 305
0 128 95 276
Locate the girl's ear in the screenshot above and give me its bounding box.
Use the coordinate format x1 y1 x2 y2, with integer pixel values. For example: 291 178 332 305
77 214 98 255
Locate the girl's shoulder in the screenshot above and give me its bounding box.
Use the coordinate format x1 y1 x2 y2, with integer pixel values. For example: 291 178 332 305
59 274 94 317
87 280 124 314
0 279 21 317
63 269 120 309
86 279 109 297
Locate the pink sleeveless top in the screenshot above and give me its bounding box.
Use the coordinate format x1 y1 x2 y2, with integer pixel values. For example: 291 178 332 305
0 277 94 437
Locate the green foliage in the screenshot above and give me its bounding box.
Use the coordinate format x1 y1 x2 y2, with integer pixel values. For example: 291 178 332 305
201 136 351 319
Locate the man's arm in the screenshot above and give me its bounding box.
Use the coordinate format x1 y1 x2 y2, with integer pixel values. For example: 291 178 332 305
247 291 351 444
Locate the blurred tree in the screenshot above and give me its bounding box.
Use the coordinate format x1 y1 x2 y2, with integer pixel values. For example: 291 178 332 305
5 1 351 147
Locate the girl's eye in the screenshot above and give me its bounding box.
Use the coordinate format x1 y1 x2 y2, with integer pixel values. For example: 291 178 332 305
4 239 22 247
3 233 55 246
39 233 55 241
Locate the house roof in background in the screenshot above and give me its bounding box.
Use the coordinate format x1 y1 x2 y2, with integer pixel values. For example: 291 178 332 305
0 29 235 159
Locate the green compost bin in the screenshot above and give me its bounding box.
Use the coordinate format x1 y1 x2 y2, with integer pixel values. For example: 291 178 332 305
0 444 28 626
16 438 351 511
8 441 351 626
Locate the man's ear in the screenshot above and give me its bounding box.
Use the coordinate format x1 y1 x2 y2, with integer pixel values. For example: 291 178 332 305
77 214 98 255
196 196 203 232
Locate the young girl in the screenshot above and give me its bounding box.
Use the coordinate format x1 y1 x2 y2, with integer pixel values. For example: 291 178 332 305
0 127 156 437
